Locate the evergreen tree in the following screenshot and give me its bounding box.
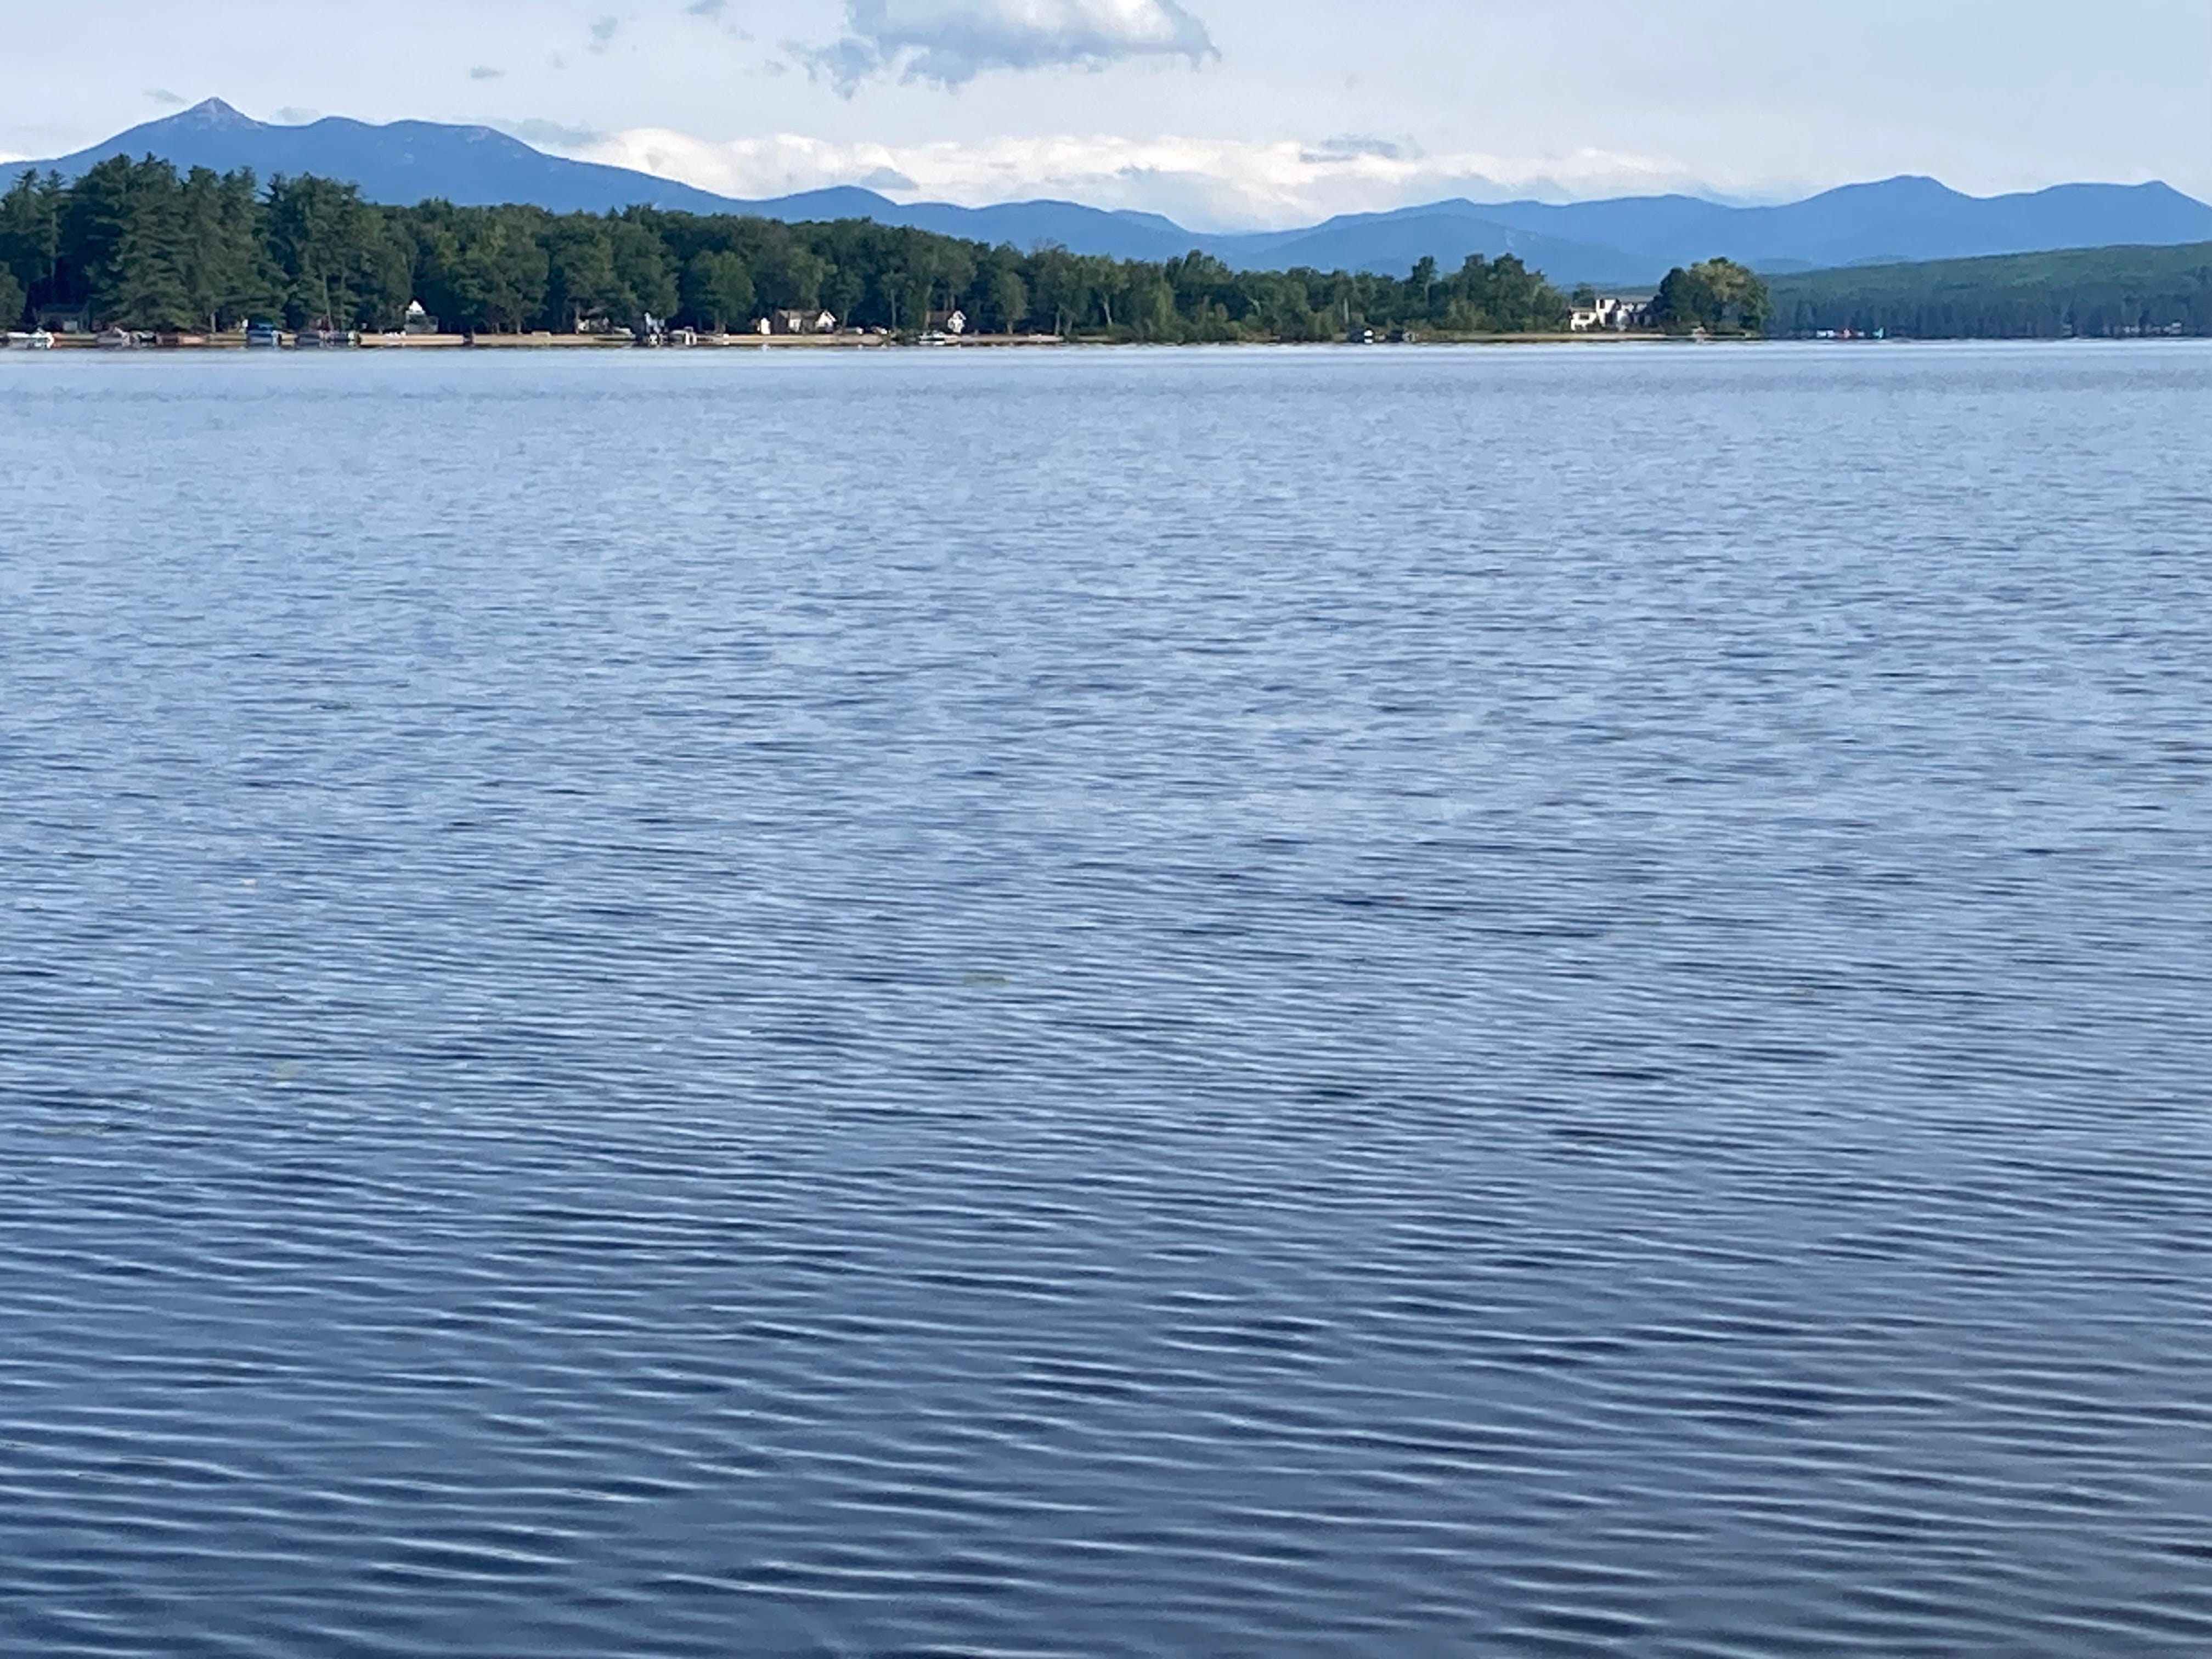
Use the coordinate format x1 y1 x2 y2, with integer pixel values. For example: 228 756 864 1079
266 174 408 329
608 217 676 320
449 210 550 331
0 170 62 317
681 250 754 330
176 167 275 330
546 218 625 329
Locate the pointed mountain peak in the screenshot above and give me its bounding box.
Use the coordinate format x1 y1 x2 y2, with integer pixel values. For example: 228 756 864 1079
178 98 258 128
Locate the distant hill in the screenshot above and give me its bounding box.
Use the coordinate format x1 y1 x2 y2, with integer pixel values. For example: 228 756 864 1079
15 99 2212 287
1767 241 2212 338
1466 177 2212 272
16 97 746 216
1200 210 1658 290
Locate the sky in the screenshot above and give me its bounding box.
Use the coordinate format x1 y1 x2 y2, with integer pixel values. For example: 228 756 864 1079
3 0 2208 228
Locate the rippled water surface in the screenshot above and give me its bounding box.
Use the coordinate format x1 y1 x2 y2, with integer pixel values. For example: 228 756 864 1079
3 342 2210 1657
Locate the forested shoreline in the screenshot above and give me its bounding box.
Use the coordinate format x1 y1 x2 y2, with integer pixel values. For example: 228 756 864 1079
12 154 2186 345
3 157 1581 341
1767 242 2212 338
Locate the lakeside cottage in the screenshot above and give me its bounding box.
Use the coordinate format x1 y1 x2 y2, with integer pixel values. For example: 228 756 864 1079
767 308 839 335
1569 296 1654 332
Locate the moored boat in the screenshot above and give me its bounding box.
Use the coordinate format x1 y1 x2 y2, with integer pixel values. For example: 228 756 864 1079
244 321 281 349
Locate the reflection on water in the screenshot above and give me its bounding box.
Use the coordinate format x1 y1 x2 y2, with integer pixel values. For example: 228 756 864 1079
2 343 2210 1657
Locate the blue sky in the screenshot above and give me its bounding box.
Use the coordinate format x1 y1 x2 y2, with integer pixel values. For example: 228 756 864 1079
4 0 2208 227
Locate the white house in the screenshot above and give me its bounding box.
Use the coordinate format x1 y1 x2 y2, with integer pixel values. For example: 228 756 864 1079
1569 296 1652 332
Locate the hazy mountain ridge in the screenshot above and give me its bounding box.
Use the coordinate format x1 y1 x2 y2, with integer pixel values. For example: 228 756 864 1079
16 99 2211 286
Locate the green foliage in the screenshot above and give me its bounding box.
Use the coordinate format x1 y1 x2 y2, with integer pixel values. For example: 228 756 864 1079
265 173 410 328
5 160 1605 341
682 250 755 330
454 212 552 332
1767 242 2212 338
986 266 1028 333
546 217 625 328
608 217 677 319
0 170 62 308
63 157 184 326
1650 258 1770 334
180 166 280 328
0 266 22 327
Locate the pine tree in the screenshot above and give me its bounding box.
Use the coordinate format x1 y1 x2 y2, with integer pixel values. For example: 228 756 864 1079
546 218 625 329
0 169 61 318
681 249 754 331
62 156 193 327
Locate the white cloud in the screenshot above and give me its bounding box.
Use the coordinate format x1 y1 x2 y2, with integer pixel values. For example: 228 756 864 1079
500 117 607 149
807 0 1216 92
571 126 1697 228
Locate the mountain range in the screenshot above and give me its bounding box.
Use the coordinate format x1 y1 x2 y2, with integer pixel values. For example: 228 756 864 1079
16 99 2212 287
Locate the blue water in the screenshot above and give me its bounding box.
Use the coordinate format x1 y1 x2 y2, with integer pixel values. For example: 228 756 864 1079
2 342 2209 1658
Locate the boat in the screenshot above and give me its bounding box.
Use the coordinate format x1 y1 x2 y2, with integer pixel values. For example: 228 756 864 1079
244 321 281 349
26 328 53 350
95 327 140 349
292 325 354 350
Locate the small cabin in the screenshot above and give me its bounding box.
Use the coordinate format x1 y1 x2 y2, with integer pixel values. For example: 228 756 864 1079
928 308 968 336
768 308 838 335
402 300 440 335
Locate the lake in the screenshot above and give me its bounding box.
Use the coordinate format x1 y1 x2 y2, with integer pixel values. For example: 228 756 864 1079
2 342 2209 1657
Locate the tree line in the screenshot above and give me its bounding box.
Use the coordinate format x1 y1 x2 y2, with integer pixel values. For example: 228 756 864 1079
3 156 1592 341
1765 242 2212 339
22 154 2181 345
